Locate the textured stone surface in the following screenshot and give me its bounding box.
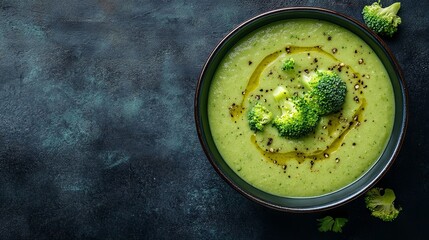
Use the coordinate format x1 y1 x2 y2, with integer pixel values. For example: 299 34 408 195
0 0 427 239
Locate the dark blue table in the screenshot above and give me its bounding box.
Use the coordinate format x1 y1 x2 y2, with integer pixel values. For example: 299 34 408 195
1 0 428 239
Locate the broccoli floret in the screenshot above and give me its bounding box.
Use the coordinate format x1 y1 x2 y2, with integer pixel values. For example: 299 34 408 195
272 97 319 139
317 216 348 233
303 70 347 116
282 57 295 71
362 1 402 37
247 103 273 132
365 187 402 221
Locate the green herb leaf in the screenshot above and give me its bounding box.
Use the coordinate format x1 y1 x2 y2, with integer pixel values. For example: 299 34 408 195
332 218 348 233
317 216 348 233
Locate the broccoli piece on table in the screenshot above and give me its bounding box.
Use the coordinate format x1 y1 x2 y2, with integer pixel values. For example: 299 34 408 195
362 1 402 37
272 97 319 139
317 216 348 233
247 103 273 132
302 70 347 116
281 57 295 71
365 187 402 221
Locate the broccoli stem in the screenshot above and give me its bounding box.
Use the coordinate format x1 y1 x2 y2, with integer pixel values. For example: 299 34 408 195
380 2 401 16
381 188 396 204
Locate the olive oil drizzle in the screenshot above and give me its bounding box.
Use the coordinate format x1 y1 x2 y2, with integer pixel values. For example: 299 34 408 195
229 45 367 165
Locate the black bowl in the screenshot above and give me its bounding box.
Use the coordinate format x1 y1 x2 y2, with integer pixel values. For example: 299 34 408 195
195 7 407 212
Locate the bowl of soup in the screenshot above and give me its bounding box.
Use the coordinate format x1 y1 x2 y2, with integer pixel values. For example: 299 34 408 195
194 7 407 212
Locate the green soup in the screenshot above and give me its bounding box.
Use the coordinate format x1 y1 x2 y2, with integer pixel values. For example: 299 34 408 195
207 19 394 197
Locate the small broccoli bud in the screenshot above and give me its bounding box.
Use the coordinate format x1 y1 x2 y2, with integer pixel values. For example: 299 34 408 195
282 57 295 71
273 86 290 101
247 103 273 132
317 216 348 233
362 1 402 37
365 187 402 221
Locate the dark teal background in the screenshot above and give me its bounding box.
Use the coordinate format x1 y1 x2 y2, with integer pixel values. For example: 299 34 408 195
0 0 427 239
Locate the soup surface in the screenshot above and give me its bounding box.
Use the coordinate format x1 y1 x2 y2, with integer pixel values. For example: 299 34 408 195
208 19 394 197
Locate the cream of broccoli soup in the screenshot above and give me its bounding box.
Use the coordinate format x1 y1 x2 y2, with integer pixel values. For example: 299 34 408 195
207 19 394 197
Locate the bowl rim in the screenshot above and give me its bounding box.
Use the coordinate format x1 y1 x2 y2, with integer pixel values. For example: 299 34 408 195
194 7 408 212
